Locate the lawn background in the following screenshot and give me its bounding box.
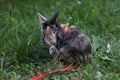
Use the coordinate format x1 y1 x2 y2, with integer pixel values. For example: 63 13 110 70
0 0 120 80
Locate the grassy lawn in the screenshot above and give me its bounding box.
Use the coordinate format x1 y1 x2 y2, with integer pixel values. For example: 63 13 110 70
0 0 120 80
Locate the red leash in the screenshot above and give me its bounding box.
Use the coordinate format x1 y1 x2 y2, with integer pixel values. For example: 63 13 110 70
31 64 85 80
32 66 78 80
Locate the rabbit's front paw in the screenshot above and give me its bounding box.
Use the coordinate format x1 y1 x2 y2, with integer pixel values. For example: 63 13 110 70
49 46 57 55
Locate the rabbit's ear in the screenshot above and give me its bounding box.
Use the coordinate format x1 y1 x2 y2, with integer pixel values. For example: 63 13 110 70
49 11 59 24
38 13 47 24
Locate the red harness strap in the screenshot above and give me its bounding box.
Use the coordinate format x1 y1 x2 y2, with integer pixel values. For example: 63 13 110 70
65 23 69 37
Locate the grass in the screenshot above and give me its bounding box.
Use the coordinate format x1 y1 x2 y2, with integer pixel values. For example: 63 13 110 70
0 0 120 80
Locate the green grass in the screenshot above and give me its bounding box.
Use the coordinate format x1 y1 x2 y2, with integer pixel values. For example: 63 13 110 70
0 0 120 80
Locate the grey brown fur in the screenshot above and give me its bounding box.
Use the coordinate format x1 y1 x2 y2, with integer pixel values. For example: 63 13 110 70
38 12 92 65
